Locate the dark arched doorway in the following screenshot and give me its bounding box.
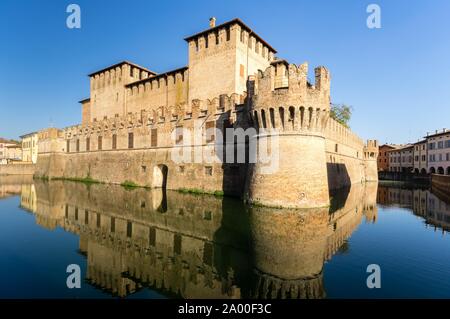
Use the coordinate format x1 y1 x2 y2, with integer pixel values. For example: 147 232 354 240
153 164 168 189
447 167 450 175
430 167 436 174
438 167 445 175
420 168 427 175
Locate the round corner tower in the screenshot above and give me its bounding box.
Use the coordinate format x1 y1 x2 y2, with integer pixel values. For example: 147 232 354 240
244 62 331 209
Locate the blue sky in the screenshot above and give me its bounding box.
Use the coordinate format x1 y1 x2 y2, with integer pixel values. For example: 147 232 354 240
1 0 449 143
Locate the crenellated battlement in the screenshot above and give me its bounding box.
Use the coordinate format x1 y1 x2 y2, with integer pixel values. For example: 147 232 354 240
250 63 330 112
325 117 364 150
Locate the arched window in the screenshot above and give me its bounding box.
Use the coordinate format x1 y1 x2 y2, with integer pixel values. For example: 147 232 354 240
269 108 275 128
253 111 259 129
299 107 305 128
288 106 295 130
261 109 267 129
278 107 285 129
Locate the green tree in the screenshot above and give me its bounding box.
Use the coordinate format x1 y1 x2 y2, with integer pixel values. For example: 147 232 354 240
330 104 353 128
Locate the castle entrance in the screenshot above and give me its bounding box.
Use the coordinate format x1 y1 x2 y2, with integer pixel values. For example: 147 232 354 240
152 164 168 189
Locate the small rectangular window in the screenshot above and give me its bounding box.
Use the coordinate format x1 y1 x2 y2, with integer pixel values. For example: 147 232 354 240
67 140 70 153
149 227 156 246
151 129 158 147
112 134 117 149
206 121 215 143
98 136 102 150
205 166 213 176
176 126 183 145
127 221 132 238
76 139 80 152
86 138 90 151
174 234 182 255
128 132 134 149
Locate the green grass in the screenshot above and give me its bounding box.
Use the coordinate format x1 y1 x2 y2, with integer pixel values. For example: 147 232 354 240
33 175 49 181
120 180 139 189
177 188 224 197
52 176 101 184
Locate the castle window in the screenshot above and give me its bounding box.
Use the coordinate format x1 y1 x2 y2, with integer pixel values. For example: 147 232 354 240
86 138 90 151
98 136 102 150
261 109 267 128
205 36 208 48
130 67 133 77
335 144 338 153
141 165 146 173
85 210 89 225
240 30 244 42
195 39 199 52
226 27 230 41
205 166 213 176
151 128 158 147
178 166 185 173
175 126 183 145
128 132 134 149
76 139 80 152
96 213 100 228
215 31 219 45
279 107 285 128
110 217 115 233
269 108 275 128
255 41 259 53
203 211 212 221
127 221 132 238
112 134 117 149
174 234 182 255
205 121 215 143
149 227 156 246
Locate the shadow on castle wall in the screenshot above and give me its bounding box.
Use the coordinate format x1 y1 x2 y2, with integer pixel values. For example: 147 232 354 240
327 163 351 210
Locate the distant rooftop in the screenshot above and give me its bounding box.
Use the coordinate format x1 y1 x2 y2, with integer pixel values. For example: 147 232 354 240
425 128 450 139
0 138 19 145
184 18 277 53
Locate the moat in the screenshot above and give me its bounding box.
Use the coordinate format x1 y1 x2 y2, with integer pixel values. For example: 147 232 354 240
1 176 450 298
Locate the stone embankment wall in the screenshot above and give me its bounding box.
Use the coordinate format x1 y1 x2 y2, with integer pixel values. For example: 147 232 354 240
0 164 35 176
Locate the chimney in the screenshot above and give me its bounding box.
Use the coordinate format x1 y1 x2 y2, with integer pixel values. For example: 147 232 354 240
209 17 216 28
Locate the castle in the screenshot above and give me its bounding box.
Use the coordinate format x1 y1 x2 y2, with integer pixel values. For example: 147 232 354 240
35 18 378 208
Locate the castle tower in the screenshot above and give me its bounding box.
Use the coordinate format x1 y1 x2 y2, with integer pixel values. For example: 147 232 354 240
364 140 379 182
185 18 276 101
86 61 156 123
245 63 331 209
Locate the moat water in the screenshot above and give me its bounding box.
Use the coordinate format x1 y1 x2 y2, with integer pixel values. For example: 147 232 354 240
1 176 450 299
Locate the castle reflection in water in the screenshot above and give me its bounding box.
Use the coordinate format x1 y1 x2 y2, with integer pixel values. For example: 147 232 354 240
8 177 448 299
12 177 375 299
